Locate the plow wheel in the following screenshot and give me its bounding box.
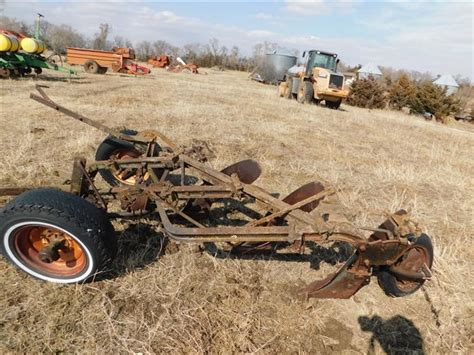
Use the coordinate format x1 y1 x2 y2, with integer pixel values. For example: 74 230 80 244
377 234 433 297
0 189 116 283
95 130 163 186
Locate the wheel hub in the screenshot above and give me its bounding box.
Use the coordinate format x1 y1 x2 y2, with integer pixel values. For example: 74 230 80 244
11 224 87 277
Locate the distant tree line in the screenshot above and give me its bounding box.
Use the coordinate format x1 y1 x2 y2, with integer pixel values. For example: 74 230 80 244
0 16 280 71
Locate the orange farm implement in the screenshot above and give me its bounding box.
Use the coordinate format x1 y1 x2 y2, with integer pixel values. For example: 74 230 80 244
66 47 150 75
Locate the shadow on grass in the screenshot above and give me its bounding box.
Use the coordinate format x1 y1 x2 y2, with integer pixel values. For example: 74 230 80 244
109 222 167 277
359 315 425 354
202 240 353 271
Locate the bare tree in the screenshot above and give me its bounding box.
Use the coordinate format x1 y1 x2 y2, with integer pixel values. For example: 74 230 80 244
135 41 152 61
152 40 179 58
113 36 125 48
92 23 110 50
181 43 202 62
228 46 240 69
46 24 86 53
209 38 219 57
0 15 30 34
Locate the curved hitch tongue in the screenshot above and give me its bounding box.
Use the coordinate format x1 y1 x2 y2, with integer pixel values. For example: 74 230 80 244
300 254 371 299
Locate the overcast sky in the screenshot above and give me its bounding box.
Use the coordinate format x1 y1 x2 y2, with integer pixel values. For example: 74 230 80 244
2 0 473 79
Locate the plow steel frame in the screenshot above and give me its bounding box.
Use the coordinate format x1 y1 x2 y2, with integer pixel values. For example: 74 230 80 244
0 85 433 299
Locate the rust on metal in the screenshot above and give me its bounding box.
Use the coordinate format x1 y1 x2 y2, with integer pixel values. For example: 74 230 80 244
0 85 435 300
221 159 262 185
66 47 150 75
11 225 87 277
147 55 170 68
282 181 326 213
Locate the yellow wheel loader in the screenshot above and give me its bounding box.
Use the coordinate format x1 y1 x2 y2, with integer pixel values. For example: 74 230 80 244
279 50 348 109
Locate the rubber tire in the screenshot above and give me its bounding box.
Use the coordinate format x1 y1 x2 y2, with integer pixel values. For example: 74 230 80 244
84 60 100 74
0 188 116 283
377 234 433 297
34 67 42 75
95 129 163 186
284 77 293 99
298 81 314 104
326 99 342 110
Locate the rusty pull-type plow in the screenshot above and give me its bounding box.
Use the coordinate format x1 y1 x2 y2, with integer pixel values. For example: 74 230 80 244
0 85 434 299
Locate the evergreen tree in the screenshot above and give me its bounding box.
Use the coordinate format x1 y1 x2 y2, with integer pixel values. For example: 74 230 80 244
389 74 416 110
346 76 386 109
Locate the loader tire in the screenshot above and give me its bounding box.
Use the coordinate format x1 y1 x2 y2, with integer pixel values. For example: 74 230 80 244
326 99 342 110
284 77 293 99
297 81 314 104
95 129 163 186
278 82 287 97
84 60 100 74
377 234 433 297
0 188 116 283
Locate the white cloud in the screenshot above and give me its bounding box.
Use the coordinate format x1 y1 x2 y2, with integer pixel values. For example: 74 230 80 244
247 30 276 38
356 2 473 78
253 12 274 20
284 0 356 16
285 0 328 15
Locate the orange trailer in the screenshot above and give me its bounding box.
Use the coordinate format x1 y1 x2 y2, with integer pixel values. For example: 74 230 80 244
66 47 150 75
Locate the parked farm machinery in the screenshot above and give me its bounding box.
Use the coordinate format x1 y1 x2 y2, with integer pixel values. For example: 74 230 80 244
280 50 348 109
0 86 433 299
148 54 170 68
0 30 76 78
167 57 199 74
66 47 150 75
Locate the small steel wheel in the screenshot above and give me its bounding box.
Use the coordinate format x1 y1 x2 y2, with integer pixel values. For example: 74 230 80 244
95 130 163 186
377 234 433 297
0 188 116 283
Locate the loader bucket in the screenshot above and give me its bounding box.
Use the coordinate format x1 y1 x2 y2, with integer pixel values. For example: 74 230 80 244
221 159 262 184
301 254 370 299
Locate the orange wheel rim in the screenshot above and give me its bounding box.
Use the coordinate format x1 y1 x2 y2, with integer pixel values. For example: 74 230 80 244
11 225 88 278
110 148 149 185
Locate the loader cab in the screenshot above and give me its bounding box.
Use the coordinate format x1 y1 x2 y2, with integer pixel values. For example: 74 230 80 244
301 50 339 77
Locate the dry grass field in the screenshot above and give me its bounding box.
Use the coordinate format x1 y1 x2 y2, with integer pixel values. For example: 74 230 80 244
0 68 473 354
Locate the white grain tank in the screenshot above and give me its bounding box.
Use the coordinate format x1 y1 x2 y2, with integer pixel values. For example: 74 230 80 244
260 52 297 84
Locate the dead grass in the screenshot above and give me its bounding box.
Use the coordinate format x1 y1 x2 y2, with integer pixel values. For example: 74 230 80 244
0 68 473 353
